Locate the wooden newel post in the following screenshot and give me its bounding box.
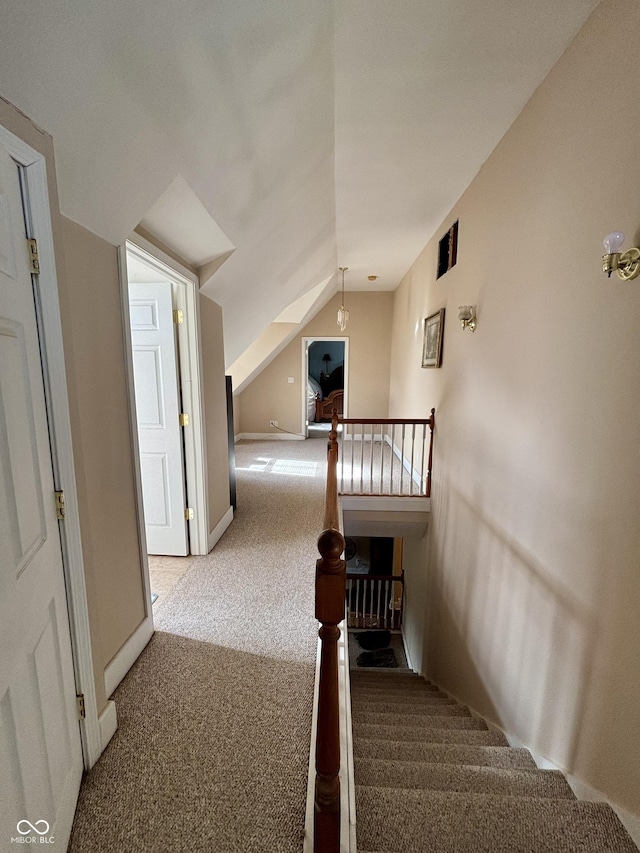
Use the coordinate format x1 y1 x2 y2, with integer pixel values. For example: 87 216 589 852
314 527 345 852
324 413 340 531
426 407 435 498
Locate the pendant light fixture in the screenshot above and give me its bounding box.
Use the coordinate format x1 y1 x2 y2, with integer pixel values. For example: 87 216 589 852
337 266 349 331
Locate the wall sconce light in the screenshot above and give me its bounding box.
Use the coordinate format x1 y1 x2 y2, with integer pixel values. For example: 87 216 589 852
602 232 640 280
458 305 477 332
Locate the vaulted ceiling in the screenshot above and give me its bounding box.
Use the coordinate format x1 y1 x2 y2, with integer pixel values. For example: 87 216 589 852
0 0 599 364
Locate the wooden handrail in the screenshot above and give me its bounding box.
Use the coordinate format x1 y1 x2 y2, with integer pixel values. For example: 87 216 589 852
338 417 433 425
346 573 404 582
314 413 345 852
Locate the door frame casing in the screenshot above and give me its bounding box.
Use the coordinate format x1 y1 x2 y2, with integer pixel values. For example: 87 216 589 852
301 336 349 435
0 124 104 768
120 236 209 557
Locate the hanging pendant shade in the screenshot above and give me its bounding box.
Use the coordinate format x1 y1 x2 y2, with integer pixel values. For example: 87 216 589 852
337 266 349 331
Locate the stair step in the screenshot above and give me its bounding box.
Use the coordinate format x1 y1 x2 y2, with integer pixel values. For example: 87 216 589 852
351 684 452 705
350 676 431 690
351 669 424 680
352 711 486 730
351 682 447 697
352 700 469 717
355 724 507 746
355 757 575 798
349 669 440 692
352 675 443 686
353 739 534 768
355 788 638 853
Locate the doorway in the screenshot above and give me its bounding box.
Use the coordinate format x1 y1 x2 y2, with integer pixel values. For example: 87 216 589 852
121 239 208 558
302 337 349 437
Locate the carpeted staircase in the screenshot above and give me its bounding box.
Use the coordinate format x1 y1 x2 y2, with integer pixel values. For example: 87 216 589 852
351 669 638 853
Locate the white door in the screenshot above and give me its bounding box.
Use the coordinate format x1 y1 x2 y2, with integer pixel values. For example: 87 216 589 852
0 142 83 845
129 282 188 556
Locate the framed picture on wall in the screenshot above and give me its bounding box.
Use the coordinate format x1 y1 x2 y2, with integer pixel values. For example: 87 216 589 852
421 308 445 368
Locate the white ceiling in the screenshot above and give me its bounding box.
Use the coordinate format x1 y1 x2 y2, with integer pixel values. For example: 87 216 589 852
0 0 599 364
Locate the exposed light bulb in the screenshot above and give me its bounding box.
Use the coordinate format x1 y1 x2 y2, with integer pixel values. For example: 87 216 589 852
603 231 625 254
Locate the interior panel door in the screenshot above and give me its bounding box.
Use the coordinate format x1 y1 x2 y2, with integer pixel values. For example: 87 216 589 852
0 138 83 847
129 282 188 556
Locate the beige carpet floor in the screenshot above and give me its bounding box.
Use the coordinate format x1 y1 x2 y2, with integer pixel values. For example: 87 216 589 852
69 438 328 853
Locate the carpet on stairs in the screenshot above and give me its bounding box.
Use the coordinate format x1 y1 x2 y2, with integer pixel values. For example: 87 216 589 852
350 670 638 853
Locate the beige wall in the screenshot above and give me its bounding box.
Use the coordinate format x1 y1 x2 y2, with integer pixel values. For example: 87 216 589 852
199 294 232 538
389 0 640 816
59 219 146 703
237 292 394 434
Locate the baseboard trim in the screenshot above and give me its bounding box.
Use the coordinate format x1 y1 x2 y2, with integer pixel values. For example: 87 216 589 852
427 677 640 849
564 778 640 847
400 625 415 672
104 617 154 698
97 699 118 758
500 729 640 846
208 505 234 552
236 432 305 441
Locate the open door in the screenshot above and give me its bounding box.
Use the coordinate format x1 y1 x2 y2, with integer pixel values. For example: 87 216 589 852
129 282 189 556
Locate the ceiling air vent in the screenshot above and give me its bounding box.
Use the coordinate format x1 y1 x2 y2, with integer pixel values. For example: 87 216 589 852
437 220 458 279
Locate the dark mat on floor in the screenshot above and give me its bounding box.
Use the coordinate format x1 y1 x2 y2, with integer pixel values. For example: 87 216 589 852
356 648 398 668
354 630 392 651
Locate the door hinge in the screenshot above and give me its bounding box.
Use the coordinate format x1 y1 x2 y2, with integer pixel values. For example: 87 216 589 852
76 694 86 720
173 309 184 324
54 490 66 520
179 413 190 427
184 508 194 521
26 238 40 275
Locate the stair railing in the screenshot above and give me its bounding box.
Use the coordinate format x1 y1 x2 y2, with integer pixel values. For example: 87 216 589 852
337 409 435 497
314 416 346 852
312 410 435 851
346 572 404 630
